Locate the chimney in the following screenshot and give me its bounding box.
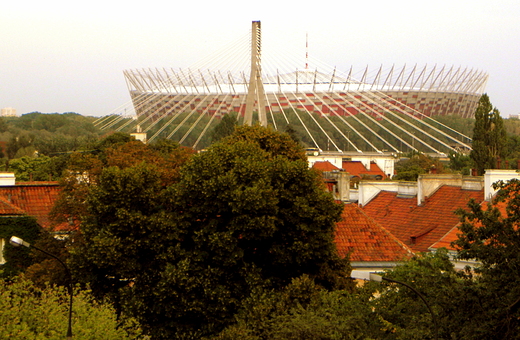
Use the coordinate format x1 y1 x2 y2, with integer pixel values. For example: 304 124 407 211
0 172 15 186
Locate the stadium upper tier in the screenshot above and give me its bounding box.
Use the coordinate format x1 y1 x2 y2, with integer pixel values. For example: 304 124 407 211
99 21 487 153
124 65 487 119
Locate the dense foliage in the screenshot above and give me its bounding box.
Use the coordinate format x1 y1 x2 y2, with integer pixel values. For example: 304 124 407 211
0 277 141 339
69 125 350 339
50 134 193 227
211 275 383 340
0 112 102 179
452 178 520 338
0 216 42 278
394 152 446 180
470 94 508 175
210 113 238 143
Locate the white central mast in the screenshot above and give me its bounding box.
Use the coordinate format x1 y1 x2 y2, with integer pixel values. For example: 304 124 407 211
244 21 267 126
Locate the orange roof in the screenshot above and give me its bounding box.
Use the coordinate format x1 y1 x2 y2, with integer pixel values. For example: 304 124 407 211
335 203 413 262
362 185 484 252
342 161 367 178
342 161 387 179
312 161 341 172
369 162 388 179
430 225 461 250
0 182 61 229
431 198 509 251
0 196 25 215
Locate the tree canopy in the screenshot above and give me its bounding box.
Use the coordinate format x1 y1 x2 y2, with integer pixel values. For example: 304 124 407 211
0 277 141 339
69 125 350 339
452 178 520 338
470 94 507 175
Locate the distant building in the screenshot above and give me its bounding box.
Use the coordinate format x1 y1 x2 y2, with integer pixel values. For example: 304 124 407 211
509 114 519 119
1 107 17 117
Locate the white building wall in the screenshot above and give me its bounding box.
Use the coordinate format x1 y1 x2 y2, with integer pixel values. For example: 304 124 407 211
1 107 17 117
308 152 395 176
484 169 520 201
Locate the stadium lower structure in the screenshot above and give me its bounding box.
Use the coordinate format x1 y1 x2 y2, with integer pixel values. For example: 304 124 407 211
129 88 481 120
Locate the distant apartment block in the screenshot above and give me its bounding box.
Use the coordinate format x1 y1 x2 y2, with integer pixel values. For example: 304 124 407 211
1 107 17 117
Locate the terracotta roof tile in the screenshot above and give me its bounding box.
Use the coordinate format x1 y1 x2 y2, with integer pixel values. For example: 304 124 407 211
362 185 483 252
369 162 388 179
335 203 413 262
342 161 387 179
312 161 341 172
0 196 25 215
342 161 367 178
431 197 509 251
0 182 61 229
430 225 462 250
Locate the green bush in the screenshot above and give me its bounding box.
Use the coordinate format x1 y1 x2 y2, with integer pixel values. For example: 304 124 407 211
0 276 141 339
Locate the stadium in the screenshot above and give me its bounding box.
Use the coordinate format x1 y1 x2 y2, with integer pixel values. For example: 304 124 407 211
97 21 488 155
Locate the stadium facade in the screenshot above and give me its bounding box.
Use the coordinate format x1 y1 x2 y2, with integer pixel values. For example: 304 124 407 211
108 21 488 154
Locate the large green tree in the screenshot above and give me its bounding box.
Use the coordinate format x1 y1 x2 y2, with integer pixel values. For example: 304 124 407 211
71 125 350 339
452 178 520 338
470 94 507 175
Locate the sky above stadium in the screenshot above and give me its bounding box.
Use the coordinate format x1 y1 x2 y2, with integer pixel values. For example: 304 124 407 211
1 0 519 118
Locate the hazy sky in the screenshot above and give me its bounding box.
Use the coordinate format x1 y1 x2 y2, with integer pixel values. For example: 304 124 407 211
1 0 519 118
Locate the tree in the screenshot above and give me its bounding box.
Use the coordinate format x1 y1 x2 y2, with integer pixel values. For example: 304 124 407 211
505 134 520 169
5 132 35 167
210 113 237 143
1 216 42 278
50 137 193 228
71 125 350 339
448 152 472 175
394 152 446 181
470 94 507 175
367 250 464 340
7 155 67 181
452 178 520 338
284 124 301 145
212 275 382 340
0 276 141 339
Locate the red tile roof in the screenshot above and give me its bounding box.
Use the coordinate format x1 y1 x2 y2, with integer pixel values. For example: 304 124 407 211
369 162 388 179
312 161 341 172
342 161 387 179
362 185 484 252
0 196 25 215
342 161 367 178
430 225 461 250
335 203 413 262
431 198 509 251
0 182 61 229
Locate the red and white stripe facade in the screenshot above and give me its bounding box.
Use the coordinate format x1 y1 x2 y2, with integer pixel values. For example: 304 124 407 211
124 64 488 122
